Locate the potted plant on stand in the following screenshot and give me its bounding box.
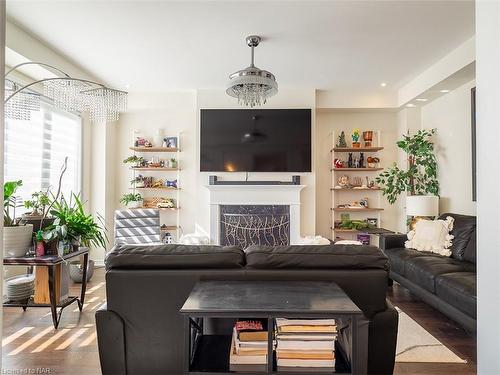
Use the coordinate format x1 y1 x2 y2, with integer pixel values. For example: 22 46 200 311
120 193 143 209
376 129 439 228
123 155 145 168
22 190 52 232
3 180 34 258
43 193 107 282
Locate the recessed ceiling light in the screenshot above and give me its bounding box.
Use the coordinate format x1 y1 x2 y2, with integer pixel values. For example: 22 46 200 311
439 89 450 93
406 103 416 108
380 82 387 87
415 98 428 102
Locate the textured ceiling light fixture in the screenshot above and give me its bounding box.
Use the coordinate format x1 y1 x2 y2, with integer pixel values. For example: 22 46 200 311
226 35 278 107
4 62 127 122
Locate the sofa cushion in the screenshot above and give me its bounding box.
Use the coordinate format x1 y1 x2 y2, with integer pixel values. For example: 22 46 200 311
384 247 431 275
245 244 389 270
404 256 476 293
105 244 245 270
435 272 476 318
439 213 476 261
463 229 476 264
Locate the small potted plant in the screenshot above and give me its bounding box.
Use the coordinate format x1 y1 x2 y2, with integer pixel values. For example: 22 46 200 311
22 190 53 232
131 174 146 188
352 129 361 148
123 155 145 168
170 158 178 169
120 193 143 209
3 180 34 258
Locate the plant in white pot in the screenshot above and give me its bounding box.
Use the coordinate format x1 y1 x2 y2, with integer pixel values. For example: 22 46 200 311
3 180 34 258
120 193 143 209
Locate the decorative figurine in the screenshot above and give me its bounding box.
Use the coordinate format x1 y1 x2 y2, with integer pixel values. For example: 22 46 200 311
170 158 178 169
352 177 363 187
164 232 173 244
367 217 378 226
352 129 361 148
165 179 177 189
363 131 374 147
366 156 380 168
359 152 365 168
156 197 175 209
338 175 350 189
333 158 344 169
337 131 348 148
152 179 165 188
353 157 360 168
348 153 354 168
360 197 369 208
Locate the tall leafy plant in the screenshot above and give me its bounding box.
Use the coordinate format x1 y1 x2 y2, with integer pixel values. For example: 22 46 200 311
4 180 23 226
376 129 439 204
44 193 108 249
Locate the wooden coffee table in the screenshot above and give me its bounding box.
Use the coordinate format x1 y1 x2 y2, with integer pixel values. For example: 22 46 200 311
3 248 89 328
180 280 368 374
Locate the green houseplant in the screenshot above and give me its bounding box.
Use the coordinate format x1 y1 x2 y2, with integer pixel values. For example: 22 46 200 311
44 193 107 255
376 129 439 204
123 155 144 168
23 190 50 218
3 180 34 257
120 193 143 208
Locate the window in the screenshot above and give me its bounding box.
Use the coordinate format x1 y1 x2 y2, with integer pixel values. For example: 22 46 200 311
4 101 82 211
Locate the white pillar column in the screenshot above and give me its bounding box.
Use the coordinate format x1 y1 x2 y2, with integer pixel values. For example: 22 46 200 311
477 1 500 373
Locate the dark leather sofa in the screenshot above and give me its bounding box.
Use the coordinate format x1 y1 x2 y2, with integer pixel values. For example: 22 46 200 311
96 243 398 375
381 213 476 333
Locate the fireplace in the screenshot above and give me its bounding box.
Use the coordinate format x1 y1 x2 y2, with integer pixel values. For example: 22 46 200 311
205 184 305 245
220 205 290 247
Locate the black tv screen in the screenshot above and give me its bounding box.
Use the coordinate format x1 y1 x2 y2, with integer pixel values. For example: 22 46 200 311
200 109 311 172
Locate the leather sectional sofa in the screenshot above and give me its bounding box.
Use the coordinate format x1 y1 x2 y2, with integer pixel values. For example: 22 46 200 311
381 213 476 332
96 243 398 375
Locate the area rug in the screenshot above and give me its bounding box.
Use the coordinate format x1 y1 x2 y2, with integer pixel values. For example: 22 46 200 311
396 308 467 363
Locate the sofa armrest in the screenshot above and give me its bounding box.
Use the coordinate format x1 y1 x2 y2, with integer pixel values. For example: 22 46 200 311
95 303 127 375
368 300 399 375
380 234 407 250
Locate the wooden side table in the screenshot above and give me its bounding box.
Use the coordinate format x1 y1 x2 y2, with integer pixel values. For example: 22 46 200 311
3 247 89 329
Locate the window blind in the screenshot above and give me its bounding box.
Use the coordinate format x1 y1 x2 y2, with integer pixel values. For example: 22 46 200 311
4 101 82 213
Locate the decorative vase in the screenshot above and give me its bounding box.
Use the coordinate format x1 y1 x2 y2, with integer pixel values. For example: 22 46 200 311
363 131 374 147
3 224 34 258
57 240 72 257
69 260 95 283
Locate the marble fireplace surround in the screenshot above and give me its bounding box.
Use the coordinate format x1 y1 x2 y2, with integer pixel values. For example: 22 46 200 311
205 184 306 245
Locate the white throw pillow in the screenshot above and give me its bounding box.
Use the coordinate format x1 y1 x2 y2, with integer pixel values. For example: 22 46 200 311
405 216 455 256
298 236 331 245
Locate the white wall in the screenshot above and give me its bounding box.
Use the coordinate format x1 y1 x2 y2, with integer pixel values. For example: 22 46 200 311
421 80 476 216
315 111 399 237
476 1 500 373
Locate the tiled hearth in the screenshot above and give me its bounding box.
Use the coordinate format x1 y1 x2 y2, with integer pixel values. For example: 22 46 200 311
219 205 290 247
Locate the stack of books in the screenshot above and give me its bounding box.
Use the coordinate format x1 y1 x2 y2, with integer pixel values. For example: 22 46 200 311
276 318 337 372
229 320 268 372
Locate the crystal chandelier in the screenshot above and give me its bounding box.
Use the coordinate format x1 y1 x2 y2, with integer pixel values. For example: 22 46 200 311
4 62 127 123
226 35 278 107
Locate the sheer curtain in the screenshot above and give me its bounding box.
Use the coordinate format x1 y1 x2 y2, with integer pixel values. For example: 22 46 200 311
4 101 82 212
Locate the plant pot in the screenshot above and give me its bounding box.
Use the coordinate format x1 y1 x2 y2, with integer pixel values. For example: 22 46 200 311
3 224 34 258
69 260 95 283
127 200 143 209
352 142 361 148
21 216 55 233
57 240 72 257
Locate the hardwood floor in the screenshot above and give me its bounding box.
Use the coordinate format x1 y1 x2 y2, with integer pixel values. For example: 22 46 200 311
2 269 476 375
2 267 106 375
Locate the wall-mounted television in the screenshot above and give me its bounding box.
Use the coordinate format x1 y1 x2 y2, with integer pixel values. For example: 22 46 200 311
200 109 311 172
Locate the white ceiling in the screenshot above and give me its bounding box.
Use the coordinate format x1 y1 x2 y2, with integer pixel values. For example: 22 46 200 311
6 1 475 92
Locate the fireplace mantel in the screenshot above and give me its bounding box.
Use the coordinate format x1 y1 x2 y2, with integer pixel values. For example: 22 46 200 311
205 184 306 245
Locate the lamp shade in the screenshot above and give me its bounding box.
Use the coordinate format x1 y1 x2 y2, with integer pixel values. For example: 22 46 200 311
406 195 439 217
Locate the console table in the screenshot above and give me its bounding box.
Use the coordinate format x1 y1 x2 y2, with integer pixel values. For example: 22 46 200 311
3 248 89 329
180 280 368 374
